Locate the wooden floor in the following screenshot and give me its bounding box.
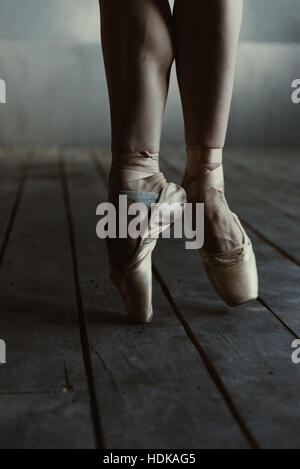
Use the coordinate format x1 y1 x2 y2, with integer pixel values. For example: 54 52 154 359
0 146 299 449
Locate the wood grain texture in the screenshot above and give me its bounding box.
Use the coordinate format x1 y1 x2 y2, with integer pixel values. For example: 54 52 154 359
64 148 249 449
1 146 299 449
0 149 94 448
153 147 300 449
159 146 300 337
226 147 300 221
165 147 300 264
0 393 91 449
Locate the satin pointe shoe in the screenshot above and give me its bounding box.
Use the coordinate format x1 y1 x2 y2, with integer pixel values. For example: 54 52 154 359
108 151 186 323
182 147 258 307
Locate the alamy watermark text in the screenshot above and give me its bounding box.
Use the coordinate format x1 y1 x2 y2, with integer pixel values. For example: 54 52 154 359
0 79 6 104
291 339 300 364
0 339 6 364
96 197 204 250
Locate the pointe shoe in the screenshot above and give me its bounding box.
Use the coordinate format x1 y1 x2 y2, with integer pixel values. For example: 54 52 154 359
108 152 186 323
183 148 258 307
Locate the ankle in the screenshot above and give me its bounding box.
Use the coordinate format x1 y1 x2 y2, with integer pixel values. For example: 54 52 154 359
109 151 165 198
185 147 223 178
111 149 159 174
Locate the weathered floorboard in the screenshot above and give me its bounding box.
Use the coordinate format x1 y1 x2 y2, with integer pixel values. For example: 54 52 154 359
160 147 300 337
0 149 29 263
63 148 250 449
160 146 300 265
226 147 300 220
0 149 94 449
152 148 300 448
1 146 299 449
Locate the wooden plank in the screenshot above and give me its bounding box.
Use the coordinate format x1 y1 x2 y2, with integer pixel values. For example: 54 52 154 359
0 148 29 259
154 238 300 449
226 147 300 220
251 230 300 337
0 393 90 449
0 148 94 449
153 148 300 448
63 148 250 449
160 146 300 337
160 146 300 266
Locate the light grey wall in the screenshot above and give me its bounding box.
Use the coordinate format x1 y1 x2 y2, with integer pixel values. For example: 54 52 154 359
0 0 300 146
241 0 300 42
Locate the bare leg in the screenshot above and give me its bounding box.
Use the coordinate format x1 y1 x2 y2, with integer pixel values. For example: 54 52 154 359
173 0 244 253
174 0 242 148
99 0 174 270
99 0 174 154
